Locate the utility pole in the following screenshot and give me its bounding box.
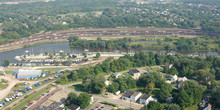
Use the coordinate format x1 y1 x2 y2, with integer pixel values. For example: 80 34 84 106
130 100 131 108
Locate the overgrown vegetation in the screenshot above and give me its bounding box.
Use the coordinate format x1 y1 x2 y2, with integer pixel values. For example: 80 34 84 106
69 36 220 51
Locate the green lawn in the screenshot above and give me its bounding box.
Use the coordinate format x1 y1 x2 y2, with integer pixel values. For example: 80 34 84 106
11 85 52 110
5 71 14 74
68 84 86 92
0 82 8 90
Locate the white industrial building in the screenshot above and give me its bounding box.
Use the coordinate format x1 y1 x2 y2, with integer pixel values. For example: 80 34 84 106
16 68 42 79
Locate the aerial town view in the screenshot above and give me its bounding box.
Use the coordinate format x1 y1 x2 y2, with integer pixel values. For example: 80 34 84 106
0 0 219 110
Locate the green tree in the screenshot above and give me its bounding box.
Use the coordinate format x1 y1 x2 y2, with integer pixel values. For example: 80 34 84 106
60 52 66 58
157 39 161 45
164 104 181 110
156 83 172 102
78 92 91 108
44 52 48 55
174 89 193 109
67 92 78 105
195 69 215 85
66 59 72 66
147 101 164 110
82 52 87 58
145 82 154 94
96 53 101 58
3 59 10 66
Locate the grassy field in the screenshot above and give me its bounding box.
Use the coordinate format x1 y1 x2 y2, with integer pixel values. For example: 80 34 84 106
11 85 53 110
68 84 85 92
0 82 8 90
186 105 199 110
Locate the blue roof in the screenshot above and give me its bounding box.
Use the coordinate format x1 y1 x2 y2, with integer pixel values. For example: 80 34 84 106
37 83 40 85
3 102 7 105
0 103 2 104
43 72 48 74
35 84 39 86
22 90 26 93
26 87 31 90
56 71 61 73
45 79 49 81
57 75 62 77
13 72 18 75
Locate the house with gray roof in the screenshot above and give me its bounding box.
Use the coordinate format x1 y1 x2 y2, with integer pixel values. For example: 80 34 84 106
140 94 157 105
121 90 142 102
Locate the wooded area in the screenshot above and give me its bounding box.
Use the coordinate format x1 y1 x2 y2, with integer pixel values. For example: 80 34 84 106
0 0 219 44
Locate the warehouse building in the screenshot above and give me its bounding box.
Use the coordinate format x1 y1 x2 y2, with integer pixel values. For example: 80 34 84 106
16 68 42 79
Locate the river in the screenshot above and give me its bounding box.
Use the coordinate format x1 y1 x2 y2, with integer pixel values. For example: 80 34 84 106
0 42 220 65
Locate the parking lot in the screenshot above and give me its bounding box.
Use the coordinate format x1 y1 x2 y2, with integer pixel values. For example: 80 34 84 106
88 101 115 110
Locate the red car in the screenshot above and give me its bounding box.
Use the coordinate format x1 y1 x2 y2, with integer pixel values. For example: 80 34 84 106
96 106 99 108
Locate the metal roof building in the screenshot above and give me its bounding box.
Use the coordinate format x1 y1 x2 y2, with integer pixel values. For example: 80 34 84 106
16 69 42 79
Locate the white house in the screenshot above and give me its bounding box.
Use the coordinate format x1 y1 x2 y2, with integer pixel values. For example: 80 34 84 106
140 94 157 105
115 91 120 95
171 75 178 82
114 73 120 78
90 95 94 104
128 69 141 76
130 91 142 102
105 79 110 86
121 91 142 102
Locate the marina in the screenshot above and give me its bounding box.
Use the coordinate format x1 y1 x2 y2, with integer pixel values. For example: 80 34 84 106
0 42 220 65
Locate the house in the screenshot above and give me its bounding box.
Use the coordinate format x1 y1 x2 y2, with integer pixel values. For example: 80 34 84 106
121 90 142 102
171 75 178 82
177 81 184 89
105 79 110 86
178 77 188 82
166 97 173 104
129 69 141 76
67 104 80 110
145 69 153 75
203 104 212 110
140 94 157 105
165 62 173 69
90 95 93 104
114 73 120 78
